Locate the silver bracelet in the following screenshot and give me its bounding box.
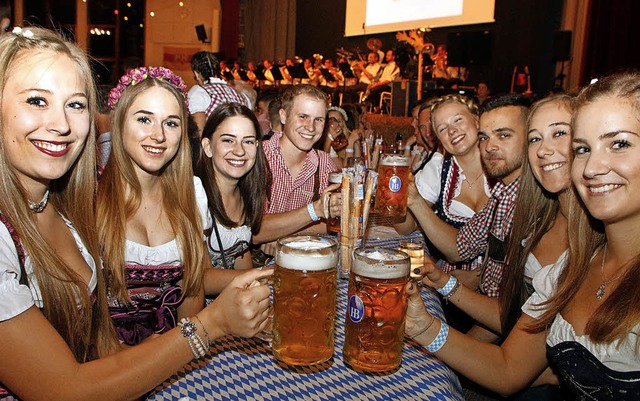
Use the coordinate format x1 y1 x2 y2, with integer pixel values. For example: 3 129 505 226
193 315 212 346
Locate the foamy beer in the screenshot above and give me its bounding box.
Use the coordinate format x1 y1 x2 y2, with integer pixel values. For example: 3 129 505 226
343 247 410 372
273 235 338 366
374 153 410 217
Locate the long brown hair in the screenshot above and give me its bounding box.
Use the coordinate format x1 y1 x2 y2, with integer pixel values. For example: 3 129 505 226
97 77 205 303
499 94 573 334
0 27 118 361
529 71 640 344
195 102 268 232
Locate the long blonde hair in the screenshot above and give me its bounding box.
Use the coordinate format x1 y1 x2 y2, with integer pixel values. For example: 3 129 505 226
499 94 573 333
529 71 640 344
97 78 205 303
0 28 118 361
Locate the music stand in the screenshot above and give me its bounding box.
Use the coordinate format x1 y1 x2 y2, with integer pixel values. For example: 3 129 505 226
254 69 267 81
238 70 250 81
338 62 355 79
223 71 234 81
270 67 284 81
319 68 336 83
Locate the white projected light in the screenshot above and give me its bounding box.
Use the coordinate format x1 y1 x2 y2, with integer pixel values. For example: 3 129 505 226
346 0 495 36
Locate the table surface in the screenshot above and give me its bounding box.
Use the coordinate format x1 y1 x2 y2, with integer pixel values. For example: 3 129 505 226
147 231 463 401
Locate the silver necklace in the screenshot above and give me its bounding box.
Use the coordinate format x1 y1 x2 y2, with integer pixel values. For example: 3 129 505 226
28 190 49 213
596 244 622 300
463 172 483 189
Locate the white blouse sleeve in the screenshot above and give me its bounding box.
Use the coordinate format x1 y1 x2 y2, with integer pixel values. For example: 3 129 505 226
193 176 213 233
522 255 566 319
188 85 212 115
414 152 444 204
0 223 35 321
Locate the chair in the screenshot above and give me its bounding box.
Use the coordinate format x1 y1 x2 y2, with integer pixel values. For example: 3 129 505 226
379 91 391 114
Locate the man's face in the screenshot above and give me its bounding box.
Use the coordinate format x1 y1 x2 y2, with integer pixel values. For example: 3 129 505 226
386 50 394 62
279 95 327 153
367 53 378 64
478 106 527 184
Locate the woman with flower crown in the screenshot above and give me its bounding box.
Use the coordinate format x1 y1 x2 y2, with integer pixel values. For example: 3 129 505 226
97 66 249 345
0 27 271 400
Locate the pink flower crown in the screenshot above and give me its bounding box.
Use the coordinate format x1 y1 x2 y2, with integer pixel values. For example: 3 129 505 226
108 66 189 110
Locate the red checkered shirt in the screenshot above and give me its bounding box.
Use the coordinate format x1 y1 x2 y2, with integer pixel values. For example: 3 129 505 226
263 131 338 214
203 78 250 116
456 177 520 297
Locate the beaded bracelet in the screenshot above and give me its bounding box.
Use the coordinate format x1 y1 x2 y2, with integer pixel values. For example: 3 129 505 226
178 317 208 359
426 320 449 353
443 279 461 301
307 202 320 221
436 275 458 297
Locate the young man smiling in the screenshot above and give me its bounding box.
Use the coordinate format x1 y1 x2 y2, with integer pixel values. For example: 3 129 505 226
253 84 339 245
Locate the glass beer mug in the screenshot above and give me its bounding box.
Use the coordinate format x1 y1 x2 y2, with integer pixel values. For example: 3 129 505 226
273 234 338 366
374 153 410 218
343 247 410 372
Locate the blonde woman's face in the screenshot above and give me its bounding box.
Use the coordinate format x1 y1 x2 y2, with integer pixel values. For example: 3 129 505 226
527 101 572 194
572 96 640 224
432 102 479 156
1 50 90 192
122 86 182 178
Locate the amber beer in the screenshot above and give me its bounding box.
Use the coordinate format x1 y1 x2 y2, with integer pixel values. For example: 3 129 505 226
374 153 410 217
273 235 338 366
343 247 410 372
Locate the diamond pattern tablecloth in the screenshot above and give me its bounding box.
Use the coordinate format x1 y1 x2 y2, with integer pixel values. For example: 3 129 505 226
147 233 463 401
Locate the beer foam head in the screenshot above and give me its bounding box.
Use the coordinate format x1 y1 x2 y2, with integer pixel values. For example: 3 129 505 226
380 154 409 167
277 236 338 271
353 247 410 279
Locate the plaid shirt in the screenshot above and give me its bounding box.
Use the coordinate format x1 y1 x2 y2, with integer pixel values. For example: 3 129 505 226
263 131 338 214
203 78 249 116
456 177 520 297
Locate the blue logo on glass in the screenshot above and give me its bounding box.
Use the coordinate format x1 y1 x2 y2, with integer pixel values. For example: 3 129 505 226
348 295 365 323
389 175 402 192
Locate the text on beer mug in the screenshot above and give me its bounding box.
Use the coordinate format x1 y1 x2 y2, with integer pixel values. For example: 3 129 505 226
343 247 410 372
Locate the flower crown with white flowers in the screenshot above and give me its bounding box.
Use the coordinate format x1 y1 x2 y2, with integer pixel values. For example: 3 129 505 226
108 66 189 109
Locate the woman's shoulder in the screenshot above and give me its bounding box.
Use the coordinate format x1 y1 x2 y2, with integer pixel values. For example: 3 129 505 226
193 176 212 231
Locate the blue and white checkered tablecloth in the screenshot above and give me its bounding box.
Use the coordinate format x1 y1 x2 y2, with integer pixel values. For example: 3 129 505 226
148 232 462 401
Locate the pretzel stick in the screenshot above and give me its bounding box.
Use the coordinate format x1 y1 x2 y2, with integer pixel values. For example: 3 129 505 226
340 172 351 277
361 171 378 240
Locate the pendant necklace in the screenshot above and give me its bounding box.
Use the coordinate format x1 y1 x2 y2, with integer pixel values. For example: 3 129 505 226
28 190 50 213
596 244 622 300
463 172 483 189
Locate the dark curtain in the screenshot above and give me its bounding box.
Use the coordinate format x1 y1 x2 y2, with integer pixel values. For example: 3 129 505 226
582 0 640 85
220 0 240 60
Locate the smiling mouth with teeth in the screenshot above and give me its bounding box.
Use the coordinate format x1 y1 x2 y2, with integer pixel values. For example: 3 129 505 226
142 145 164 154
542 162 565 172
227 160 246 166
33 141 69 152
589 184 621 193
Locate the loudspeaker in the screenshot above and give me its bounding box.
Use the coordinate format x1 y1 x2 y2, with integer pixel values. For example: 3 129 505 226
195 24 207 43
391 80 418 117
553 30 572 61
